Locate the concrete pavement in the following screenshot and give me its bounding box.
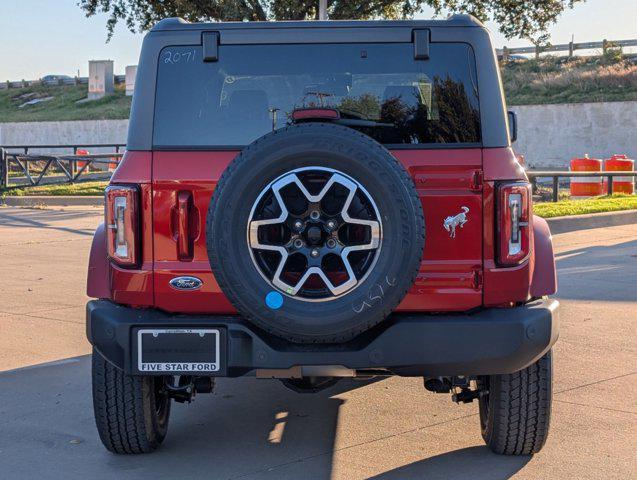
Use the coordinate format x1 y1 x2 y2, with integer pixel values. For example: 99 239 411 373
0 206 100 369
0 205 635 479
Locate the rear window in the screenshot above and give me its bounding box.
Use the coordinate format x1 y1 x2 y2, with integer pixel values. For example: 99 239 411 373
153 42 481 148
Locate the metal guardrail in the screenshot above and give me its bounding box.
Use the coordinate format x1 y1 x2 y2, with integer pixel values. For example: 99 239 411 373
0 146 124 189
527 171 637 202
2 143 126 155
497 38 637 60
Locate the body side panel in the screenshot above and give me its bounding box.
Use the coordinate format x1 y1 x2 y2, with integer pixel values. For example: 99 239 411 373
86 223 111 299
531 216 558 297
107 152 155 307
482 147 534 306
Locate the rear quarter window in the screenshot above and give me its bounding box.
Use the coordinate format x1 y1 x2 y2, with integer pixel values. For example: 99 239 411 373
153 42 481 148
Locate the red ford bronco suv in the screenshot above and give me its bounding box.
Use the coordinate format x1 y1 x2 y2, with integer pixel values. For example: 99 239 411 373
86 15 559 456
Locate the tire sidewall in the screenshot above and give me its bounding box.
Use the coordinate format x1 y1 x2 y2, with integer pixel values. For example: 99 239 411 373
142 376 171 444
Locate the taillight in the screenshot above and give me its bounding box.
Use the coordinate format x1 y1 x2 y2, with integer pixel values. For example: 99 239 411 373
105 185 139 266
497 182 531 266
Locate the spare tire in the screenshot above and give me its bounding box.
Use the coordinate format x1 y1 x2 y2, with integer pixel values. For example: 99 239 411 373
206 123 424 343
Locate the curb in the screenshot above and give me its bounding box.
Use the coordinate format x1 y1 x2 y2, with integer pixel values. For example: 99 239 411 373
544 209 637 235
0 196 104 207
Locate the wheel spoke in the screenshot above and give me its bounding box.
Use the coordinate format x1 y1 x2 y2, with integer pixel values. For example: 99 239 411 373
291 172 349 203
274 266 356 297
248 177 289 250
341 185 381 230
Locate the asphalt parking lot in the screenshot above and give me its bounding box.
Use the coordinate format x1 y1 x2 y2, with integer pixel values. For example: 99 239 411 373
0 205 635 479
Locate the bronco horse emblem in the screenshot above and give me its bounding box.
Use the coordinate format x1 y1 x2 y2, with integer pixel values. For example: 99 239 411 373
443 206 469 238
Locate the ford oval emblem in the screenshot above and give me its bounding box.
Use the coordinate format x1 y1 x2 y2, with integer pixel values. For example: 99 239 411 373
169 276 203 291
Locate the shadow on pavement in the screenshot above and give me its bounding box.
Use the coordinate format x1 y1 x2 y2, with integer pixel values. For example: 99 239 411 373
0 208 99 237
555 238 637 302
1 355 377 479
368 446 529 480
0 355 526 480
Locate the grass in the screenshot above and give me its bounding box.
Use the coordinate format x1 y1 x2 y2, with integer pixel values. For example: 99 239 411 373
534 194 637 218
502 53 637 105
1 181 108 197
0 83 131 122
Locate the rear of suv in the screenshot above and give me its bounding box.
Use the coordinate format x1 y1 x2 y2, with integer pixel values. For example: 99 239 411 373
87 15 558 456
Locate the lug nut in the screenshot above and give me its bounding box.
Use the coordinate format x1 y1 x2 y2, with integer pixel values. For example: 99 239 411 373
293 239 304 249
326 220 337 230
310 248 320 258
326 238 337 249
293 220 304 231
310 210 320 220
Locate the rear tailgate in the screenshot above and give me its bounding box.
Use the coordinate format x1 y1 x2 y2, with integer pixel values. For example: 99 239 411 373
151 149 483 314
152 151 236 313
395 149 483 311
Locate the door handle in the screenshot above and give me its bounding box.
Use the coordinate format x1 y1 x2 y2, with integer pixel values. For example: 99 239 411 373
176 191 192 260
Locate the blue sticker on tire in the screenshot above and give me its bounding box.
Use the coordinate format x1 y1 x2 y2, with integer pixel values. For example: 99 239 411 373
265 291 284 310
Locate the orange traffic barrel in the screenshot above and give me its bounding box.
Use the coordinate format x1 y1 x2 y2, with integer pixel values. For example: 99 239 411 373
603 154 634 194
76 148 89 170
108 156 119 172
570 156 603 198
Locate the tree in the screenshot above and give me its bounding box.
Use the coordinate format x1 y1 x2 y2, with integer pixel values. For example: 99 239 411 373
80 0 584 42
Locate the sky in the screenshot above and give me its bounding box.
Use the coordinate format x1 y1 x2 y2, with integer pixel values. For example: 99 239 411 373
0 0 635 80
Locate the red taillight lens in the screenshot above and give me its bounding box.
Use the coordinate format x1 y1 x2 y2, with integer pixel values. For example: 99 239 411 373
497 182 532 266
105 185 139 266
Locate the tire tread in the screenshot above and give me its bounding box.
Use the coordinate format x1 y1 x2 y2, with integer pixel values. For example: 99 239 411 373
92 350 167 454
482 350 552 455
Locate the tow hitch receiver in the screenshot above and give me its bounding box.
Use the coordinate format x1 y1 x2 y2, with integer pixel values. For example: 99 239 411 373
424 376 487 404
452 386 486 404
161 377 214 403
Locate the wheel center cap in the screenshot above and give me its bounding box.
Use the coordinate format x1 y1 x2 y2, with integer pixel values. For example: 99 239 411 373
306 226 323 246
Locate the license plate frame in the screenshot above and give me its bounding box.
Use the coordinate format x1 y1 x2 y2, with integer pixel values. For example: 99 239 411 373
136 328 222 374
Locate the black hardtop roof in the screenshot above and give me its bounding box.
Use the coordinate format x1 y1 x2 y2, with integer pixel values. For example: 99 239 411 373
150 14 484 33
128 12 510 151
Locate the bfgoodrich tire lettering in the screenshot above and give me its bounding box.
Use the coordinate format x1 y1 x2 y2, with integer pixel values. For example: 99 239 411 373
206 123 424 343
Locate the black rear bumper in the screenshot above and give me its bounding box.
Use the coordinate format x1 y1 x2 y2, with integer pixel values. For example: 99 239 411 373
86 299 559 377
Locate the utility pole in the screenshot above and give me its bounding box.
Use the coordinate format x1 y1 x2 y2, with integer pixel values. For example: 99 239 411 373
319 0 328 20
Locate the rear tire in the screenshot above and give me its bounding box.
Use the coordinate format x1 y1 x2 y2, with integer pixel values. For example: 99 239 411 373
478 349 553 455
92 349 171 454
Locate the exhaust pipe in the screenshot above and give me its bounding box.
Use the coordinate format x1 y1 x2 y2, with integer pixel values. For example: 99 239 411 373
424 377 452 393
